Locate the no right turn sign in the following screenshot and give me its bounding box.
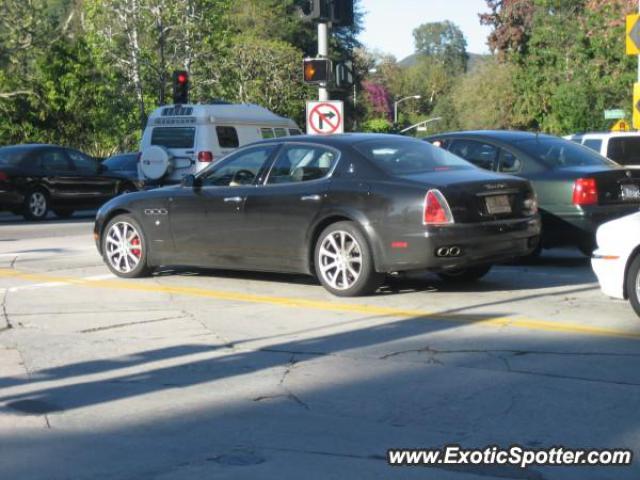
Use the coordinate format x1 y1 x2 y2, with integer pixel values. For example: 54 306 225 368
306 101 344 135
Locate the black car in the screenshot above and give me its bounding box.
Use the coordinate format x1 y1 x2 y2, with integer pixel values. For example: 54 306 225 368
425 131 640 255
103 152 140 182
94 134 541 296
0 144 138 220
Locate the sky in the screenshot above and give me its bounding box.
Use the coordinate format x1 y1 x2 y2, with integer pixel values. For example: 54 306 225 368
358 0 493 60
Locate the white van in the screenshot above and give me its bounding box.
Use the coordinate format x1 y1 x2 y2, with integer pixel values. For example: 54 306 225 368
565 132 640 167
139 103 301 184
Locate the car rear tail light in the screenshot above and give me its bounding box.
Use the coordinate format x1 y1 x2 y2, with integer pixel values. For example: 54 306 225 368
423 189 454 225
0 171 7 182
197 151 214 163
572 178 598 206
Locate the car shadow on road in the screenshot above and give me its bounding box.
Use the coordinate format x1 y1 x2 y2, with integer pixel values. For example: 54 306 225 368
1 314 639 479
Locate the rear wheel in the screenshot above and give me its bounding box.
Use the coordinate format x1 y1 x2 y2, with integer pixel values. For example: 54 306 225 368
314 221 383 297
626 255 640 318
23 189 49 221
438 265 492 283
102 214 151 278
53 209 74 219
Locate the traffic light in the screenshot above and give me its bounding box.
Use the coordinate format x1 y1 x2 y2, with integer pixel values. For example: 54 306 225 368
172 70 189 104
300 0 330 21
335 61 354 88
331 0 354 27
303 58 331 84
300 0 353 26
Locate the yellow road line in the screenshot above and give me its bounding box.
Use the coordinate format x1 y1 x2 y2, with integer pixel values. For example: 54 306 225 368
1 268 639 340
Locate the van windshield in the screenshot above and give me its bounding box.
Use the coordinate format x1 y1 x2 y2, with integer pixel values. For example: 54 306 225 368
151 127 195 149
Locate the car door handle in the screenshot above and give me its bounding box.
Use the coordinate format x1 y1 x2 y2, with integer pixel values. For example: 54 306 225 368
223 196 244 203
301 195 321 202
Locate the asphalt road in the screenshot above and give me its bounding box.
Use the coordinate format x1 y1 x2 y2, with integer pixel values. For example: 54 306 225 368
1 213 639 480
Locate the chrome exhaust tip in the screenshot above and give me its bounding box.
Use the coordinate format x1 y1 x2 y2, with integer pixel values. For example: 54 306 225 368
449 246 461 257
436 247 451 257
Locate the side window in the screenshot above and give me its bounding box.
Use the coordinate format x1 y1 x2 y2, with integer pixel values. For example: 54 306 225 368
429 138 450 149
68 150 98 174
449 140 498 170
39 149 71 172
266 145 338 185
274 128 288 138
261 128 275 139
288 129 302 136
498 149 522 173
200 145 276 187
583 139 603 153
216 126 239 149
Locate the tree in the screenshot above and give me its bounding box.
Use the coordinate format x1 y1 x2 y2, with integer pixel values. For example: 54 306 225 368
412 21 468 74
451 58 517 130
480 0 535 57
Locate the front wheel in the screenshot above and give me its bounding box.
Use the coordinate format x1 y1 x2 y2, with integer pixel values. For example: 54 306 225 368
102 214 151 278
314 221 383 297
23 189 49 221
438 265 492 283
625 255 640 318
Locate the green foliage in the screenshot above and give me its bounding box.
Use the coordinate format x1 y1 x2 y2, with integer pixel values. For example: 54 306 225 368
412 21 468 74
361 118 393 133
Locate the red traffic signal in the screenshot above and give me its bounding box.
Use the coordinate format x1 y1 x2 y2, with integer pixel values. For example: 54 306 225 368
303 58 331 84
172 70 190 104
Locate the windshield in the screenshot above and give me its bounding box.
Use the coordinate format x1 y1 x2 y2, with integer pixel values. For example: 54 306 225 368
355 139 474 175
517 137 616 169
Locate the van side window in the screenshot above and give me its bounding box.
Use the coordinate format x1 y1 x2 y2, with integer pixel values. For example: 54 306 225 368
261 128 275 139
274 128 288 138
216 126 239 149
289 129 302 136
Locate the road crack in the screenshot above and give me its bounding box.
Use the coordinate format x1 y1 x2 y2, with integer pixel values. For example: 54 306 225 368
253 354 309 410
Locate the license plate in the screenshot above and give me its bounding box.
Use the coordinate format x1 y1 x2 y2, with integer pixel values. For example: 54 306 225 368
621 184 640 201
485 195 512 214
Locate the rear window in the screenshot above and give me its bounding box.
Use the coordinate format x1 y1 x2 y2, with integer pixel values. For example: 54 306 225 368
104 154 138 170
0 148 27 166
355 139 474 175
517 137 615 168
151 127 195 149
216 126 239 149
607 137 640 166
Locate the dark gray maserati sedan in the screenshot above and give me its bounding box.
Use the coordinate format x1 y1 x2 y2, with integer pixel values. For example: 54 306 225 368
94 134 541 296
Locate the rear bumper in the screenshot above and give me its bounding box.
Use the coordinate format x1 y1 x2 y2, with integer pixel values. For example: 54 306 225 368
377 216 541 272
542 204 640 248
591 250 626 299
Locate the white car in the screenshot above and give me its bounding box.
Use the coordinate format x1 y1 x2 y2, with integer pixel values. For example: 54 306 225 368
592 211 640 316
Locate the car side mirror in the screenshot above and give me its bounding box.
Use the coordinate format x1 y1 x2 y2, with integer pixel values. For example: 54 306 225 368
182 174 200 188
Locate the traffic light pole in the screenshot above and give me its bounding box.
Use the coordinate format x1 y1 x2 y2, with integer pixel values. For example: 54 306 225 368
318 22 329 101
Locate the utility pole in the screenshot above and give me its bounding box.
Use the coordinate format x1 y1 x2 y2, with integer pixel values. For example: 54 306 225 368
318 22 329 101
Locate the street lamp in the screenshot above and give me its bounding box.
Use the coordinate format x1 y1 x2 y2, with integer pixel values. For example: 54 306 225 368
394 95 422 125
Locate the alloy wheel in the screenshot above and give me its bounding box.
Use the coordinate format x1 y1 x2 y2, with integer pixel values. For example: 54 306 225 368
105 221 143 274
29 192 47 218
318 230 363 290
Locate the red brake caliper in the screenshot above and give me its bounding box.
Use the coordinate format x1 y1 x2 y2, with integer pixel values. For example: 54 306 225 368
130 237 141 257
